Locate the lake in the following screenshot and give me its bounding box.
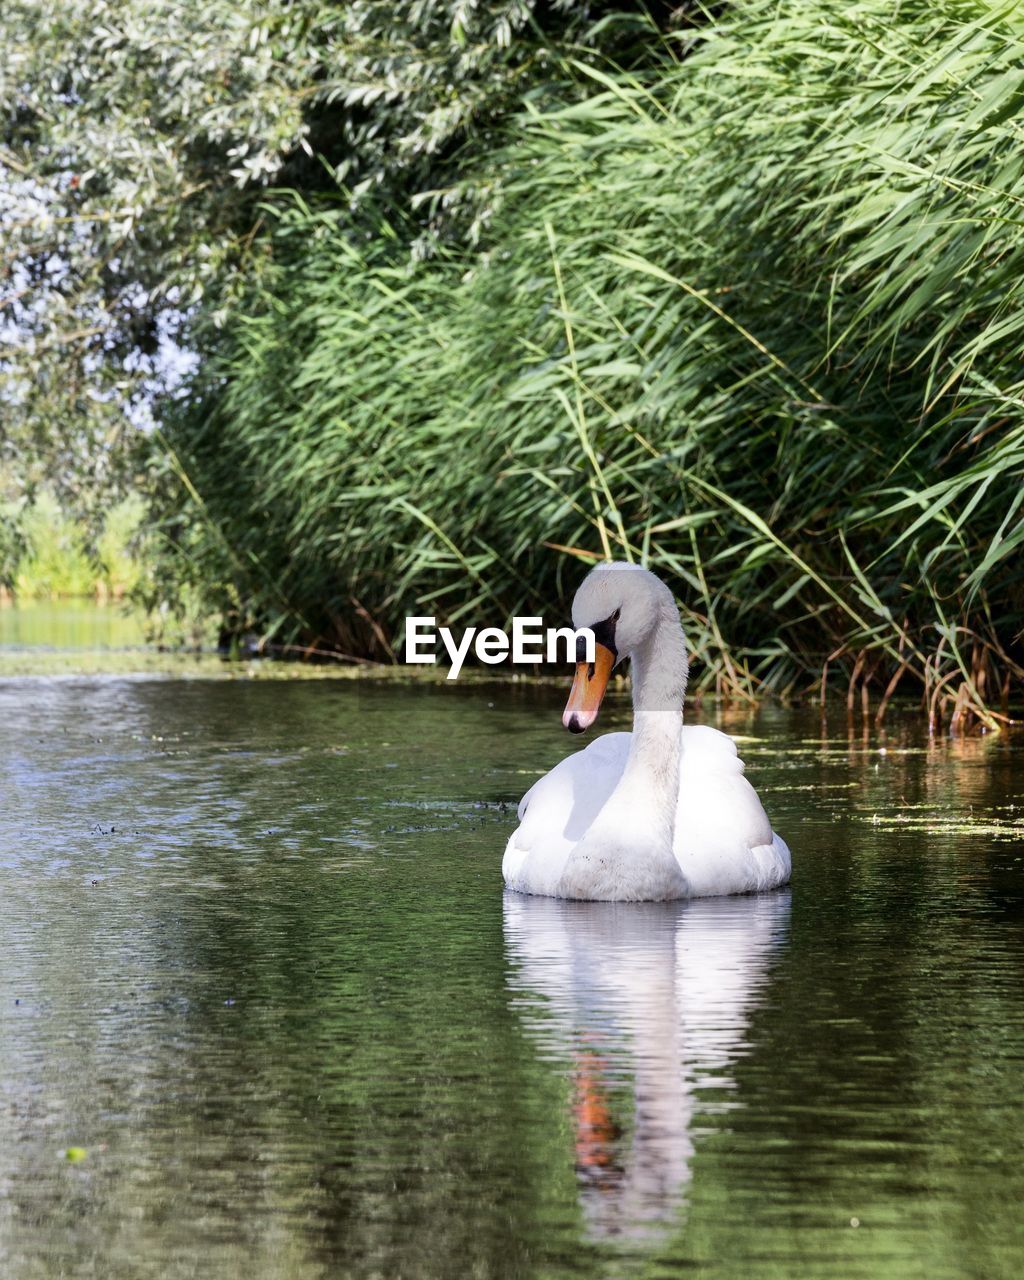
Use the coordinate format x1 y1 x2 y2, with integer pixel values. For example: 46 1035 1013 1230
1 662 1023 1276
0 600 150 651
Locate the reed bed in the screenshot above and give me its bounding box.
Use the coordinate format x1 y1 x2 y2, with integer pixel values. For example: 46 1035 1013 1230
165 0 1024 727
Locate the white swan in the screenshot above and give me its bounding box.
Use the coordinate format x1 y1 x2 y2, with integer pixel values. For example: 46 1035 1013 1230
502 563 791 900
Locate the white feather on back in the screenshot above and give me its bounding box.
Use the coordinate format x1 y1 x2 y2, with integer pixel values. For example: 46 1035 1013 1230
503 726 790 899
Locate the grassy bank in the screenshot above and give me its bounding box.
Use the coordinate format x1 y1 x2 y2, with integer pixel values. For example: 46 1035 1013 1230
1 489 148 602
164 0 1024 727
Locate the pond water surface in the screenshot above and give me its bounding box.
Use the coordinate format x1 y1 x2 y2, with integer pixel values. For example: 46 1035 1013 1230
1 674 1023 1279
0 601 149 651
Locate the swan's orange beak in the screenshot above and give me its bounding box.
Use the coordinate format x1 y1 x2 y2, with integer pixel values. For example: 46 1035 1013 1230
563 643 615 734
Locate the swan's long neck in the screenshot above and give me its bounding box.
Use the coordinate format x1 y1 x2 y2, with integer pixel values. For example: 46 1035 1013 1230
616 602 688 851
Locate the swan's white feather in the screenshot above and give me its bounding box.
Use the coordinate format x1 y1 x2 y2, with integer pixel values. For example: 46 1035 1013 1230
503 725 791 900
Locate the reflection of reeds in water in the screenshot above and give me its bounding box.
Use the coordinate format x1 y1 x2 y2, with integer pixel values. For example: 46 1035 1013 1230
503 892 790 1241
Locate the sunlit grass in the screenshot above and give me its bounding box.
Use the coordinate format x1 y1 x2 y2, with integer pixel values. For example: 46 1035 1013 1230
3 490 150 601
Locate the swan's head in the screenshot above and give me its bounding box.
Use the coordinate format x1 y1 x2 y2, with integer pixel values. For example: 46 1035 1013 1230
562 563 680 734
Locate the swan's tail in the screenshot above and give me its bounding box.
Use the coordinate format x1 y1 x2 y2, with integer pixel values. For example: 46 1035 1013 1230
751 832 791 890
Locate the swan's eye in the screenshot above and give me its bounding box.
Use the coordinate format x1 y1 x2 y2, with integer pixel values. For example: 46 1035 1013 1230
611 608 621 622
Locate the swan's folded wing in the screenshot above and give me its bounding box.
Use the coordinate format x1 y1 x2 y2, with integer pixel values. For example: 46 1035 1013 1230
503 733 631 893
516 784 535 824
678 724 741 771
674 727 788 896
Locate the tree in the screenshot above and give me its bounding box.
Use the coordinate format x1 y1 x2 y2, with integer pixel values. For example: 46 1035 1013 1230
1 0 654 518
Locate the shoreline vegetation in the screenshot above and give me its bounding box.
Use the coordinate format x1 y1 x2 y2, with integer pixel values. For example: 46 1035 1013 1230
4 0 1024 730
1 490 146 604
166 1 1024 732
0 493 212 648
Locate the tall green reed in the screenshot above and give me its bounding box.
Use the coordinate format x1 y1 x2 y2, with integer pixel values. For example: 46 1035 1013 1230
164 0 1024 727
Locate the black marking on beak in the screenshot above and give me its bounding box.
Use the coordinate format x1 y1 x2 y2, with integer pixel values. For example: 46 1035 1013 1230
577 610 619 663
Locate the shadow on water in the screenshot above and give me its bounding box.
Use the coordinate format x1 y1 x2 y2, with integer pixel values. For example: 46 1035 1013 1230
0 675 1022 1277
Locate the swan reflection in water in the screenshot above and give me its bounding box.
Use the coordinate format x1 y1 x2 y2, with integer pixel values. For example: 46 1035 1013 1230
503 890 790 1240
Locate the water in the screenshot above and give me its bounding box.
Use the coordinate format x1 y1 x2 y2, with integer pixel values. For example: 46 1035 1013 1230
1 674 1023 1279
0 601 149 651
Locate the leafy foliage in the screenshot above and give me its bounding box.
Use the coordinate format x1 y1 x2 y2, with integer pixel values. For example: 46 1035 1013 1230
166 0 1024 725
2 488 148 597
14 490 97 597
0 0 650 511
